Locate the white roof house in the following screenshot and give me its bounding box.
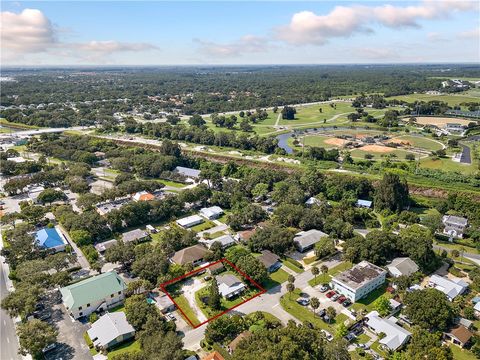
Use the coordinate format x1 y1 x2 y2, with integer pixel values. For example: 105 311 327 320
174 166 201 182
294 229 328 252
200 234 235 249
442 215 468 239
217 274 246 298
199 206 224 220
176 215 204 228
428 275 468 301
365 311 411 351
356 199 372 208
87 312 135 350
305 197 321 206
121 229 149 243
387 257 419 278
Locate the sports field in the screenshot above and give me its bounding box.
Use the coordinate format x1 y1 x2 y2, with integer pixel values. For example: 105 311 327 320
385 135 444 151
412 116 473 127
279 102 354 126
386 93 479 107
350 147 416 160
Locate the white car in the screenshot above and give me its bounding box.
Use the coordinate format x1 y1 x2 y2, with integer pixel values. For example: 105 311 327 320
320 329 333 342
42 343 57 353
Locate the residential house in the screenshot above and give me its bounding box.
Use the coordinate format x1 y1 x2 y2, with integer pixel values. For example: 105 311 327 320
170 244 211 266
155 294 176 313
474 302 480 318
87 312 135 350
95 239 118 254
294 229 329 252
444 325 473 348
442 215 468 239
305 197 321 206
35 227 68 253
200 234 235 249
28 185 45 203
365 311 411 351
208 262 225 275
121 229 149 243
176 215 204 228
96 197 131 216
201 351 225 360
236 229 256 242
428 275 468 301
258 250 281 272
227 331 251 354
199 206 224 220
174 166 201 183
60 271 127 319
386 257 419 278
133 191 155 202
356 199 372 208
217 274 246 299
331 261 387 302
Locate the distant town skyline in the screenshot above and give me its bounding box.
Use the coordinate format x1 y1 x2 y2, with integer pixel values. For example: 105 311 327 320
1 1 479 66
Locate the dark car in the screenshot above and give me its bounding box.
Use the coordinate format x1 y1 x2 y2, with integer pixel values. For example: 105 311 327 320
337 296 347 303
297 298 310 306
342 299 352 307
318 309 326 318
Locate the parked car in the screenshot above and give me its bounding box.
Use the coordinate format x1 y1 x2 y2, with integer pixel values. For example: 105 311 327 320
342 299 352 307
165 313 176 321
318 309 326 317
337 296 346 303
320 329 334 342
326 291 335 298
42 343 57 353
319 285 329 292
344 333 356 342
297 298 310 306
204 276 212 281
332 294 340 301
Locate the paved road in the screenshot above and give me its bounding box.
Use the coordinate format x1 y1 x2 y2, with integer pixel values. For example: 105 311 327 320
182 257 343 351
58 225 91 270
459 144 471 164
0 126 92 139
0 233 22 360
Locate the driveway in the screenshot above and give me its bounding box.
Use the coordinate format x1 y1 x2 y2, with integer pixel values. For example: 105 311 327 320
181 278 208 323
43 291 92 360
59 225 91 271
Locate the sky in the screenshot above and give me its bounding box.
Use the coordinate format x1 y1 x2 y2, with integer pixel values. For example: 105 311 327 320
1 1 479 65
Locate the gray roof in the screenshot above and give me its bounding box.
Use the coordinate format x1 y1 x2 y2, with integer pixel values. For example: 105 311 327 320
357 199 372 208
429 275 468 300
333 261 387 290
366 311 411 351
87 312 135 348
95 239 118 253
387 257 419 276
121 229 148 243
176 214 204 227
174 166 201 178
200 234 235 249
443 215 468 227
199 206 223 218
170 244 211 265
258 250 280 268
217 274 246 297
294 229 328 249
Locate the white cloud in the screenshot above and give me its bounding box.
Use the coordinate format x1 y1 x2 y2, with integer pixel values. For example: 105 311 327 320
276 0 478 45
1 8 159 63
195 35 270 57
1 8 56 59
458 27 480 39
355 47 399 60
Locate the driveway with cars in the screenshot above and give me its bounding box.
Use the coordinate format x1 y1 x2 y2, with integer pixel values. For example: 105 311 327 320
42 291 92 360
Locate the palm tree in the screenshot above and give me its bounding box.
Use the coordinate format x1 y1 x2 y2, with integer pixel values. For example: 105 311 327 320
320 265 328 283
286 283 295 299
310 297 320 317
288 275 295 284
311 266 319 283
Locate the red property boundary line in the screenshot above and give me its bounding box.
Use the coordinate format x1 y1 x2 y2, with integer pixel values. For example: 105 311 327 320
159 258 266 328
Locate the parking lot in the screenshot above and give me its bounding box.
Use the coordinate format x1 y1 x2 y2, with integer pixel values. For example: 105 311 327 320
41 291 92 360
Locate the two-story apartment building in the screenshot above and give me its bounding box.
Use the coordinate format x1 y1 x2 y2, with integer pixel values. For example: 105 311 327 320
60 271 127 319
331 261 387 302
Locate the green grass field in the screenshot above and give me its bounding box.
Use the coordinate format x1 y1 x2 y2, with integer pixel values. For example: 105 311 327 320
279 102 354 126
172 294 200 327
386 93 479 107
350 147 415 160
107 340 141 359
420 157 477 174
308 261 353 287
391 135 444 151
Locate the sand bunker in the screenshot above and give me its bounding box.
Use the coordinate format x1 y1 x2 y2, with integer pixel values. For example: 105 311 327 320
324 138 348 146
414 117 471 127
359 145 394 153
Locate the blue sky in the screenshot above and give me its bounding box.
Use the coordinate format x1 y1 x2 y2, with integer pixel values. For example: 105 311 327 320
1 1 479 65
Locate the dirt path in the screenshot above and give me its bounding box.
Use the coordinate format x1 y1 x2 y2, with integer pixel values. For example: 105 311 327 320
182 278 208 323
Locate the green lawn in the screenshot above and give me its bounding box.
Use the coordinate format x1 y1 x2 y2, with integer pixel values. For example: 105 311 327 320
173 294 200 327
449 346 478 360
369 340 389 358
386 93 480 107
191 220 215 233
107 340 141 359
280 288 347 332
392 135 444 151
157 179 186 188
350 147 416 161
309 261 353 287
351 282 390 313
420 156 477 174
269 268 289 284
308 273 331 287
282 259 303 274
279 102 355 126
